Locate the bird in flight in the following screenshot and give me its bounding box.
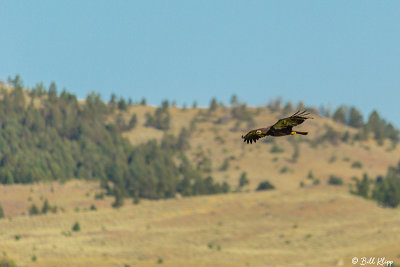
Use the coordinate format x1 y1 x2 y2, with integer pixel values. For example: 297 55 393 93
242 111 313 144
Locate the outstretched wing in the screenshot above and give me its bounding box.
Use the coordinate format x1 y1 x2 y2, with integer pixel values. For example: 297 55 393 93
242 128 268 144
272 110 312 130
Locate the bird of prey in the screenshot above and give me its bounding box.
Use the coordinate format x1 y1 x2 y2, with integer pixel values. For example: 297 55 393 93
242 111 312 144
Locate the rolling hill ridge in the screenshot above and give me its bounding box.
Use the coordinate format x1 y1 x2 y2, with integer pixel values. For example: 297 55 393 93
0 77 400 266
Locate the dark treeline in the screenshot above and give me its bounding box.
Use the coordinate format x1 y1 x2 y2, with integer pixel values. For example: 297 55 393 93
0 75 228 204
267 97 399 146
145 100 170 130
1 76 399 206
352 162 400 208
0 75 129 183
106 134 229 204
330 105 399 145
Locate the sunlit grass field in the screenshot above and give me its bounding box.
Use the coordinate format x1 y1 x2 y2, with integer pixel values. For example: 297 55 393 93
1 181 400 267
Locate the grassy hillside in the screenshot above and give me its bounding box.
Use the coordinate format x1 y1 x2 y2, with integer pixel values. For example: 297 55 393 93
1 78 400 266
121 104 400 191
1 181 400 267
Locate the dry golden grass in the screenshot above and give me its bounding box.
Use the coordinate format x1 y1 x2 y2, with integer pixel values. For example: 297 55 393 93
1 182 400 267
1 105 400 266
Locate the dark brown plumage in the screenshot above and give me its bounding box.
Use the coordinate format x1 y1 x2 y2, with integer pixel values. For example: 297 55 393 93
241 111 312 144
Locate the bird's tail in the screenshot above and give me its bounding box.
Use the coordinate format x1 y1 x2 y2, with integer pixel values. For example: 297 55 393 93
295 131 308 135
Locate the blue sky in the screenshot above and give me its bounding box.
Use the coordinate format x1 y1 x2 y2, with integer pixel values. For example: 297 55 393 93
1 1 399 127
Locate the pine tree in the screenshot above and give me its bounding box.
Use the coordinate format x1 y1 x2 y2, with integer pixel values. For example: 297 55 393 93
145 100 171 130
128 114 137 130
268 97 282 111
353 174 370 198
332 106 347 124
109 93 117 104
371 165 400 208
41 199 51 214
72 221 81 232
239 172 249 188
177 127 190 150
319 104 331 118
31 82 47 97
48 82 58 102
7 74 23 89
386 123 400 146
296 101 305 111
348 107 363 128
115 113 126 131
366 110 385 144
0 202 5 219
282 102 293 115
230 94 238 106
112 186 124 208
118 98 128 110
256 181 275 191
29 204 40 216
209 98 218 112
